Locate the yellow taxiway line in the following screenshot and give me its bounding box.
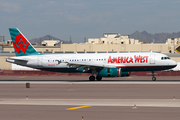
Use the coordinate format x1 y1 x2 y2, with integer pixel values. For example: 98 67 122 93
18 76 26 78
66 105 92 110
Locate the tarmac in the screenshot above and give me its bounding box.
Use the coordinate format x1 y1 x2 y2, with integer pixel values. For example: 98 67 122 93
1 75 180 81
0 75 180 120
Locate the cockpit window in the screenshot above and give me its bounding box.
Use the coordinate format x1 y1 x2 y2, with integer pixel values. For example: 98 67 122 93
161 57 170 60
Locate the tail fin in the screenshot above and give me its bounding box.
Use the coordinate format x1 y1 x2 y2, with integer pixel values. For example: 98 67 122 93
9 28 41 56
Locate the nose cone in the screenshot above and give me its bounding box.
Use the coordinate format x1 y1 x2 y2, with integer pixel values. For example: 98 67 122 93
171 60 177 68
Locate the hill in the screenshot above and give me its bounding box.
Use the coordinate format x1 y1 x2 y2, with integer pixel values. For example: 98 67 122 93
29 35 71 45
130 31 180 43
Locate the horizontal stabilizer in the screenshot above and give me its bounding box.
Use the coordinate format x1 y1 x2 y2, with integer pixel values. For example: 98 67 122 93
6 57 28 62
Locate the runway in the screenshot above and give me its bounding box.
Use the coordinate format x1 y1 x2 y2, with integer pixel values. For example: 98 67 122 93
0 99 180 107
0 76 180 120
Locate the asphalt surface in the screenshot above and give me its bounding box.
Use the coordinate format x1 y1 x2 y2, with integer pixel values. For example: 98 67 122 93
1 105 180 120
0 75 180 81
0 75 180 120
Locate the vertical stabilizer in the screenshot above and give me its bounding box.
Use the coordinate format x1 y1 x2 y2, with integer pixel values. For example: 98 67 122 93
9 28 41 56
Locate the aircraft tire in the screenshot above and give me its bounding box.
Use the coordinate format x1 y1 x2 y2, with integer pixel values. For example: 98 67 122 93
96 76 102 81
89 76 95 81
152 77 156 81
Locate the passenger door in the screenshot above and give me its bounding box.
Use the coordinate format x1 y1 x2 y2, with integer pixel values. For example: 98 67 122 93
150 54 155 64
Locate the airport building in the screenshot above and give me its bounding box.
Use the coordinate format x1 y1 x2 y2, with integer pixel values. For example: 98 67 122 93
1 33 172 53
1 33 180 70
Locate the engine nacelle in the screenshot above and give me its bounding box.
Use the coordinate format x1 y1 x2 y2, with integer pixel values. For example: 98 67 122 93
97 68 131 77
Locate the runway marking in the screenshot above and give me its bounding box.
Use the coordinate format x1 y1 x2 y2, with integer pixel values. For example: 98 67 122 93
18 76 26 78
66 105 92 110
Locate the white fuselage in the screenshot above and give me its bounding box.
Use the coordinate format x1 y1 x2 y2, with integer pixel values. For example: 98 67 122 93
7 52 177 73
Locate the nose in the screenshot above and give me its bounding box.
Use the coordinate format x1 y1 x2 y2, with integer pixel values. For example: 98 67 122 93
171 60 177 67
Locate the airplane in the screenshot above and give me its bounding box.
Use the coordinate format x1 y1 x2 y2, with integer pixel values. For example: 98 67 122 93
6 28 177 81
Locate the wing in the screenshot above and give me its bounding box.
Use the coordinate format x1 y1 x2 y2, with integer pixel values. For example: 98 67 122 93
65 62 116 71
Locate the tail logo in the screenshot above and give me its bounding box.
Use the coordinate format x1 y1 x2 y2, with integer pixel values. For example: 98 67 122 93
12 34 29 54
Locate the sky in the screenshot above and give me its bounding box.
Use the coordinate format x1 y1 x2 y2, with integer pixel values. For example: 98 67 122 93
1 0 180 43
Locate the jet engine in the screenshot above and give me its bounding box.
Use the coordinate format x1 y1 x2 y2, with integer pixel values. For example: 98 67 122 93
97 68 131 77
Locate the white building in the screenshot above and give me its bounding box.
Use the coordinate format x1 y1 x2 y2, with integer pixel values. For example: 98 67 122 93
41 40 60 46
88 33 141 44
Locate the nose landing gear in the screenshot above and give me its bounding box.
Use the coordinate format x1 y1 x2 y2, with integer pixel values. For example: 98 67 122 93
151 71 156 81
152 76 156 81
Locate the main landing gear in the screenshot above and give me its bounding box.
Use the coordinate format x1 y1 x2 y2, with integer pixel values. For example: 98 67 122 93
96 76 102 81
89 76 95 81
151 71 156 81
89 75 102 81
89 70 102 81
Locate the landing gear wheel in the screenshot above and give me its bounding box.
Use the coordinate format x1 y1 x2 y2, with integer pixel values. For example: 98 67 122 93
96 76 102 81
151 71 156 81
152 77 156 81
89 76 95 81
